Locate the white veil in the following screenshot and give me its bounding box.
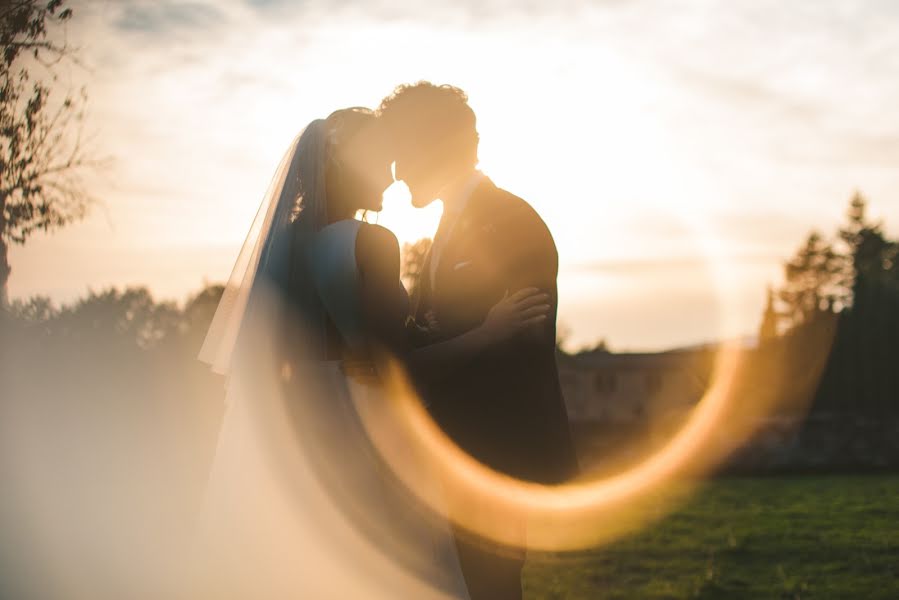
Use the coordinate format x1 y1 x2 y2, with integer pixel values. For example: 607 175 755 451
198 119 330 376
191 115 471 600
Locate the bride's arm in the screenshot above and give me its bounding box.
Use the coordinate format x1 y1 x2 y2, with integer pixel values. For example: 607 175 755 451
355 224 412 357
405 289 549 382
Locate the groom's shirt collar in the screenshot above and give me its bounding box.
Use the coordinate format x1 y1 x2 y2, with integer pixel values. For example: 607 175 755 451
428 170 485 290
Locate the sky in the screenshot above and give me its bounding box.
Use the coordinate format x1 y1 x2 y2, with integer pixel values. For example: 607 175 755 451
10 0 899 351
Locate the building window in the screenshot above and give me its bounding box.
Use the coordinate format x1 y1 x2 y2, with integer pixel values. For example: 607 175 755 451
594 372 617 394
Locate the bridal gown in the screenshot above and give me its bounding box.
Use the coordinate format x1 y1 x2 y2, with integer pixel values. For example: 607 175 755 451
191 219 471 599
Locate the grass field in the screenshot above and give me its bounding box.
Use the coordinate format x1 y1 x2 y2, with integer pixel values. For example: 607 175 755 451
523 476 899 599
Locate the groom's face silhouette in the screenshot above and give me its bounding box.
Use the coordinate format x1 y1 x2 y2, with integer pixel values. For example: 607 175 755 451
379 83 478 207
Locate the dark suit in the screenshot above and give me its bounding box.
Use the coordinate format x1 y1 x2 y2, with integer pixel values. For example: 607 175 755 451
411 177 578 600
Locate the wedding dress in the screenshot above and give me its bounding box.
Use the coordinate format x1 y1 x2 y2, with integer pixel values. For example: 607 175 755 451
193 120 470 599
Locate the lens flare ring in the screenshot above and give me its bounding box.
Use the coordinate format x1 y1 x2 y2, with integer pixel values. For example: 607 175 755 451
347 210 761 552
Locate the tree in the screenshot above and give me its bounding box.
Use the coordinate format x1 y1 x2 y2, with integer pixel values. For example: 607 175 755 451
5 283 226 353
182 283 225 348
1 0 96 305
778 231 843 329
838 191 896 293
772 192 899 422
53 287 182 351
758 285 779 341
400 237 431 298
832 193 899 418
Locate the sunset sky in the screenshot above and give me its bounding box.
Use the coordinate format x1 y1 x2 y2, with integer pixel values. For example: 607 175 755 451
11 0 899 351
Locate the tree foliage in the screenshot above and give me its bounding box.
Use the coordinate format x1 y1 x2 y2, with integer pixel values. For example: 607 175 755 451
838 191 898 287
1 0 96 304
774 192 898 330
777 231 844 327
769 192 899 422
758 286 779 341
3 283 225 352
400 236 431 297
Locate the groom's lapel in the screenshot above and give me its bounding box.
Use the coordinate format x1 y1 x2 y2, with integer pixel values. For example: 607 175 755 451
417 177 497 315
441 177 497 266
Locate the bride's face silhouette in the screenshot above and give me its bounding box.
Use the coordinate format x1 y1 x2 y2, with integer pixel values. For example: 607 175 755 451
326 116 393 215
330 151 392 213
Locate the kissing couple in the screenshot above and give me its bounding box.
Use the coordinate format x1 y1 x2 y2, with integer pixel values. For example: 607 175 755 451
198 82 578 600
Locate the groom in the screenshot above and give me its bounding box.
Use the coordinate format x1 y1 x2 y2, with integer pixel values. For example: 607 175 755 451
378 82 579 600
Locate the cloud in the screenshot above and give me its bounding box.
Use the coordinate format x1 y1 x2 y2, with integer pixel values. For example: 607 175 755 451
111 1 228 35
235 0 610 27
16 0 899 350
639 1 899 171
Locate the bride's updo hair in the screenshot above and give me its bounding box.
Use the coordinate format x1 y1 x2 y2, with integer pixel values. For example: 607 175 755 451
325 107 375 149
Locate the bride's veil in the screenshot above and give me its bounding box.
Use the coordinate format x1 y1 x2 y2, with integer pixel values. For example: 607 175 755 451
192 113 472 600
198 119 329 376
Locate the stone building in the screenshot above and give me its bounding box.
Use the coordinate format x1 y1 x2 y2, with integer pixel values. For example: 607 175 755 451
557 348 715 424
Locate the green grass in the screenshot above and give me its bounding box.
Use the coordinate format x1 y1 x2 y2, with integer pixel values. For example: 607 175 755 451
523 476 899 599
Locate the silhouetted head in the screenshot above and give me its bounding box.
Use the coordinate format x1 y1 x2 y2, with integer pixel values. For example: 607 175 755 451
324 107 392 219
378 82 479 208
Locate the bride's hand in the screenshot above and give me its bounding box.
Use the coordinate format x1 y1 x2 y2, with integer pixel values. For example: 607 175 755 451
481 288 550 341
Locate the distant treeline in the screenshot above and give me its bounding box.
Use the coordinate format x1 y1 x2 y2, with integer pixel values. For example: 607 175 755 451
0 285 228 491
1 193 897 475
711 193 899 471
2 285 224 354
766 193 899 421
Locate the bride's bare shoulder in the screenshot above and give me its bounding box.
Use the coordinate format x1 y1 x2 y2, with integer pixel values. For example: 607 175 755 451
357 222 399 249
355 222 400 269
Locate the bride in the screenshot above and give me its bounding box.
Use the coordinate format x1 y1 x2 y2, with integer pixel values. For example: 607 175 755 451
194 107 548 599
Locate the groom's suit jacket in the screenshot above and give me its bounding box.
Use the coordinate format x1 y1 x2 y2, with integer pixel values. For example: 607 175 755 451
411 177 578 484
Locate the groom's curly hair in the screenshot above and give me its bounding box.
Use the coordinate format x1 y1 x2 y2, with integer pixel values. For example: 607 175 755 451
377 82 479 167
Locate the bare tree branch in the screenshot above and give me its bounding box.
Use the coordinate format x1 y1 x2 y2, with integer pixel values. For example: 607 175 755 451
1 1 97 304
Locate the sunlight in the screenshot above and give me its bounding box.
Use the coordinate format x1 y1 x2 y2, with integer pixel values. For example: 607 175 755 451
14 0 897 348
7 3 897 598
372 179 443 246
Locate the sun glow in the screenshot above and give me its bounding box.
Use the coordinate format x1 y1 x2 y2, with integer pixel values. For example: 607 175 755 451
371 180 443 247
